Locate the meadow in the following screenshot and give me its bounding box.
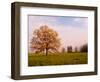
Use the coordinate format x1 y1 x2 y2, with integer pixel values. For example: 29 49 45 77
28 52 87 66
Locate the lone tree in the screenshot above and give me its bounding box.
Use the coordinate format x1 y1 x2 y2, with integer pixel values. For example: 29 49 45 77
30 25 61 56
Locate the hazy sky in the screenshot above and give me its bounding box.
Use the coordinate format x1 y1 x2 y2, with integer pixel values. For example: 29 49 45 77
28 15 88 51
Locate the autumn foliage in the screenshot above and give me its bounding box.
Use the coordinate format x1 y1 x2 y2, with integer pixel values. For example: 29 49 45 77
30 25 61 56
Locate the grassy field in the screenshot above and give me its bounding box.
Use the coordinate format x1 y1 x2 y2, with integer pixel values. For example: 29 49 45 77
28 52 87 66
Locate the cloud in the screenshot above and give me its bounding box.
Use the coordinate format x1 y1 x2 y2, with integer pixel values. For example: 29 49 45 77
73 18 83 22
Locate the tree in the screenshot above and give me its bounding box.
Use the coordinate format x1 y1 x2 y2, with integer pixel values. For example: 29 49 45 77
80 44 88 52
75 47 78 52
61 47 66 53
30 25 61 56
67 46 72 53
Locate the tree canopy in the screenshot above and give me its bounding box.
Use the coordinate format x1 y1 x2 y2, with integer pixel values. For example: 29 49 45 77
30 25 61 55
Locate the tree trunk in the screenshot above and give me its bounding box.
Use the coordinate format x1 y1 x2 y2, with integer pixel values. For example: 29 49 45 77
45 43 48 56
46 48 48 56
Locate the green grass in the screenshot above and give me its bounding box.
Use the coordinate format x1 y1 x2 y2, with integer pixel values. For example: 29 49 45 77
28 52 88 66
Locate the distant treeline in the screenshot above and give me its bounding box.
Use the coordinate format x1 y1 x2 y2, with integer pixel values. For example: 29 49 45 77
62 44 88 53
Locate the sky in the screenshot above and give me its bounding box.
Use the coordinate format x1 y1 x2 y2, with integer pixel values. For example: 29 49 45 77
28 15 88 52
